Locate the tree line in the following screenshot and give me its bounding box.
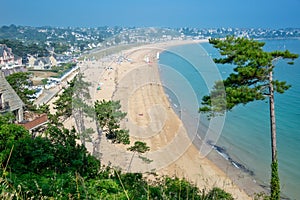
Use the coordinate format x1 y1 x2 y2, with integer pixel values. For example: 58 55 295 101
200 36 298 200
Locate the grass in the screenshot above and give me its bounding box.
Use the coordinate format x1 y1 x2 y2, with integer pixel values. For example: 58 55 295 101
29 70 58 86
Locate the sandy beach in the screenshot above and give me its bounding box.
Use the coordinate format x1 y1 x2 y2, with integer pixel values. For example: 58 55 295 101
63 40 265 199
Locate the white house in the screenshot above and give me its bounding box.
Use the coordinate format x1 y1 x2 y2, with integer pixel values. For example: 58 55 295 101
0 44 22 67
28 55 57 70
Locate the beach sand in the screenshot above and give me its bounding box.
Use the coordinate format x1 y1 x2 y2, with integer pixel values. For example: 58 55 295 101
63 40 265 199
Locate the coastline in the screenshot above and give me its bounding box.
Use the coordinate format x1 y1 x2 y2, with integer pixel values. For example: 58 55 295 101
157 42 268 197
69 40 263 199
158 44 269 197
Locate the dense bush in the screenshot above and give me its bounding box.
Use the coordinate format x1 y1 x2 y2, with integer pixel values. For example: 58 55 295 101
0 104 234 200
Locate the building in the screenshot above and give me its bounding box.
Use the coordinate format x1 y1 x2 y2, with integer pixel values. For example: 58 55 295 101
0 44 26 77
20 113 48 135
33 57 52 70
0 71 24 122
1 66 27 77
0 44 22 67
28 55 57 70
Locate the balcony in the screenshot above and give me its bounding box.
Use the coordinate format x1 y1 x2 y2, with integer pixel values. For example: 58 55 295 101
0 101 10 112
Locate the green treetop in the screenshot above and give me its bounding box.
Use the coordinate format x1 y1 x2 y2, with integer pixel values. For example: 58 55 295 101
200 36 298 200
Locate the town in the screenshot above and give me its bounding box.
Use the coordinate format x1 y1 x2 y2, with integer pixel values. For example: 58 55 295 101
1 25 299 128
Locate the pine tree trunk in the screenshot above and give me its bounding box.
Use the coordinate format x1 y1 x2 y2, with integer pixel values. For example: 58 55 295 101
269 71 277 162
127 151 136 172
92 121 102 159
74 108 86 146
269 70 280 199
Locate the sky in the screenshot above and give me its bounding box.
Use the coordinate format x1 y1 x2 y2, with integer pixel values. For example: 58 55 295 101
1 0 300 28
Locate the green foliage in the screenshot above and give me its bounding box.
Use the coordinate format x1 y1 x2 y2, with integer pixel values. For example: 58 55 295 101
200 36 298 116
0 118 102 198
272 80 291 94
35 103 50 115
206 187 234 200
199 80 227 117
50 62 76 78
54 80 74 119
0 123 29 164
41 78 48 85
0 112 15 125
162 177 203 199
71 72 95 145
5 125 100 177
54 73 93 119
270 159 280 200
94 99 126 128
254 192 271 200
5 72 36 109
53 73 96 147
1 138 233 199
200 36 298 200
85 177 128 199
0 52 235 199
0 38 48 59
94 99 130 144
138 155 153 164
8 136 55 174
116 172 148 199
50 42 70 54
0 25 115 54
128 141 150 153
72 73 93 117
115 128 130 145
127 141 151 170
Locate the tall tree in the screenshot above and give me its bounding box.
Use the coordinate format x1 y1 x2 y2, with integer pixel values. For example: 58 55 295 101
127 141 150 172
72 72 94 147
53 73 96 148
199 36 298 199
53 80 74 120
94 100 129 145
0 121 29 164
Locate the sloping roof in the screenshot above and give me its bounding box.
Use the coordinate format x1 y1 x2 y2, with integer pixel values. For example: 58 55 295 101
0 71 24 112
34 57 51 66
1 66 27 76
20 114 48 131
0 44 13 57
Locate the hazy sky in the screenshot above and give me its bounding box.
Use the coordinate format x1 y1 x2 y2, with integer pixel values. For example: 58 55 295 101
1 0 300 28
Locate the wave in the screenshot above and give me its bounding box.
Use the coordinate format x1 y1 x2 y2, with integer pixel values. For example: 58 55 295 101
207 140 255 176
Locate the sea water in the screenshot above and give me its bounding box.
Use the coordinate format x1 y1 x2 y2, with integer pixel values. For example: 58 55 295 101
159 39 300 199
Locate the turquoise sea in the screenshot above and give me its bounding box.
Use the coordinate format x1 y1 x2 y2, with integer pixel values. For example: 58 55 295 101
159 39 300 200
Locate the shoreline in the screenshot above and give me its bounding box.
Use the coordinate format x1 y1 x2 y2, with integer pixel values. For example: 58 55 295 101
157 43 267 197
72 40 263 199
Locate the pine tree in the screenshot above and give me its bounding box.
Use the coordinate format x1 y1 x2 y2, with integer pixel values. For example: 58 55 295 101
200 36 298 199
94 100 129 145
